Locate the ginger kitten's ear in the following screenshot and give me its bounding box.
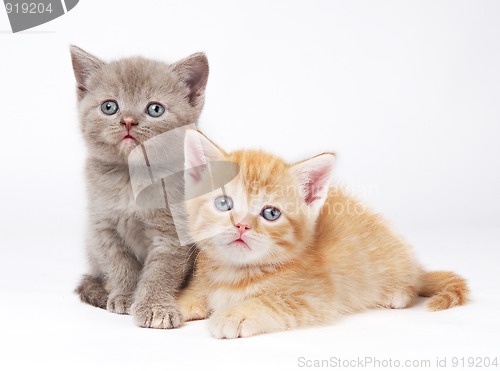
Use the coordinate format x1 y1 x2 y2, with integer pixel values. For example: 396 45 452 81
171 53 209 106
184 130 224 183
290 153 336 208
70 45 104 100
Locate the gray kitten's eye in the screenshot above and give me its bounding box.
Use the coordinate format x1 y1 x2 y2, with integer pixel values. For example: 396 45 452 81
261 206 281 221
214 196 233 211
146 102 165 117
101 100 119 115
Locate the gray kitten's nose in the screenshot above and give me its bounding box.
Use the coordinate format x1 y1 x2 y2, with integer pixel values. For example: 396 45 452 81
120 115 139 131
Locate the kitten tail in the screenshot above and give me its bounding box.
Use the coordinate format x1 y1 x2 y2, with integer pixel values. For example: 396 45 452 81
75 275 108 309
419 271 469 311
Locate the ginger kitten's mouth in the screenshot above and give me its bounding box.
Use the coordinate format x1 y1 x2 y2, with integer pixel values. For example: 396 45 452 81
230 239 250 250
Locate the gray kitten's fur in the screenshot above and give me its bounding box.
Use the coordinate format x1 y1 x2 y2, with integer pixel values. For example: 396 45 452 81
70 46 208 328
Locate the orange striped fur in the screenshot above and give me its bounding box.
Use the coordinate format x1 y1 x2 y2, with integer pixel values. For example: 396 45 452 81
419 271 469 311
177 130 469 338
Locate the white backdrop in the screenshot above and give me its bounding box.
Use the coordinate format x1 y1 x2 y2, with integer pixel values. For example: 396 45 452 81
0 1 499 370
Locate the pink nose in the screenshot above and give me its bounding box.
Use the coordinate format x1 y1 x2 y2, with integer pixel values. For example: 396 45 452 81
121 115 138 131
235 221 251 236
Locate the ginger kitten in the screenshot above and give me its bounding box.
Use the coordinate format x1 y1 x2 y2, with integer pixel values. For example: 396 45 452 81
71 46 208 328
177 130 469 338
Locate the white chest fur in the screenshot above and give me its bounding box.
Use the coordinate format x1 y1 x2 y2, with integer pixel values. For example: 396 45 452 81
209 284 262 312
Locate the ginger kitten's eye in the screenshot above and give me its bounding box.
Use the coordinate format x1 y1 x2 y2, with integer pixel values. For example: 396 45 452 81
101 100 119 115
214 196 233 211
146 102 165 117
261 206 281 221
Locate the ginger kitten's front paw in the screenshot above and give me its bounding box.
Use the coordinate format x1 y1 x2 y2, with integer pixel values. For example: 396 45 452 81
179 301 209 322
208 310 265 339
106 293 133 314
177 293 210 322
132 299 183 329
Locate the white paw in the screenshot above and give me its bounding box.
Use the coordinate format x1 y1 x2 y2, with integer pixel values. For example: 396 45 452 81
132 300 183 329
388 291 412 309
208 311 261 339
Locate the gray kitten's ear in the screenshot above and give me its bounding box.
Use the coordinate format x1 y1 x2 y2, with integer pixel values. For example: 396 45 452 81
172 52 209 105
184 130 223 183
70 45 104 99
290 153 336 208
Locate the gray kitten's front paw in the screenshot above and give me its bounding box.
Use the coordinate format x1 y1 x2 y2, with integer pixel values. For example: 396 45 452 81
132 299 183 329
106 294 133 314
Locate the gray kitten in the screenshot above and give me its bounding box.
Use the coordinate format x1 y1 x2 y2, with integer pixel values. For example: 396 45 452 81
70 46 208 328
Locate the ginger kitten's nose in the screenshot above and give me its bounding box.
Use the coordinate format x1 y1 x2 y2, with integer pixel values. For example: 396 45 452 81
235 221 251 236
120 115 139 131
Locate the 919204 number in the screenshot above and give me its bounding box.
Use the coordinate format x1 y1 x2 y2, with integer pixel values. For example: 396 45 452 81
5 2 53 14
